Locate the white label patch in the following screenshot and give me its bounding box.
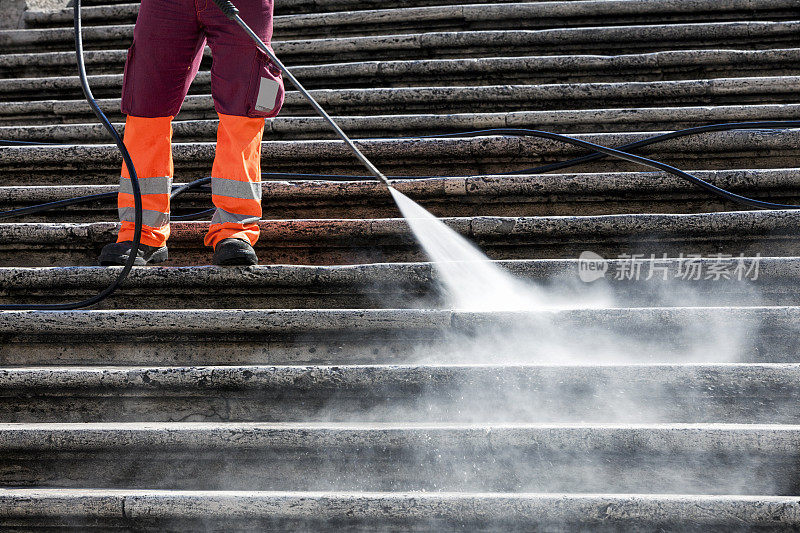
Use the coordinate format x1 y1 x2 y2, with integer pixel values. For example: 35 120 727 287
255 77 280 112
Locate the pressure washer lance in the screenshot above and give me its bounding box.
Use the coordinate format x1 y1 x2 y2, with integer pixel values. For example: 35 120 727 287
210 0 393 190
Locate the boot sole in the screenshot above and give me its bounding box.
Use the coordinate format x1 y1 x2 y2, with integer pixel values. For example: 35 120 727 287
98 246 169 266
212 253 258 266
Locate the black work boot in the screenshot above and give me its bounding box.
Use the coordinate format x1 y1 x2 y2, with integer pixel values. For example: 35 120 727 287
98 241 168 266
212 238 258 266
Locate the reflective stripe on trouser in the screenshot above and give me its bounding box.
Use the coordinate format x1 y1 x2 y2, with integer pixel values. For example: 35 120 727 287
204 112 265 249
117 115 174 248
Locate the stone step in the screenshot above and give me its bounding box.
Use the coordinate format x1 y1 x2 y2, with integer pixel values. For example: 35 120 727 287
0 263 439 310
43 0 541 26
21 2 592 39
1 422 798 494
2 130 798 184
0 364 798 423
24 0 799 30
2 105 798 142
0 254 791 309
0 308 450 366
7 76 800 125
1 307 797 366
2 169 798 222
4 49 797 101
0 201 795 262
2 489 798 531
1 209 798 266
6 76 798 126
3 20 799 67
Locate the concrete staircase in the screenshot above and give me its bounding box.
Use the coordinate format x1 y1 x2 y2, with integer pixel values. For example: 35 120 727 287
1 0 800 529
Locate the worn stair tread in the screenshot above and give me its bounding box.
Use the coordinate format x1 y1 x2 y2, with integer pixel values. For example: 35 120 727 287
6 362 799 383
5 49 799 100
0 308 454 334
7 75 800 127
4 21 799 60
1 421 799 493
1 489 799 530
5 105 800 140
0 168 798 204
0 255 784 286
1 209 798 244
24 0 800 31
5 305 796 366
2 129 798 179
0 305 799 331
23 0 542 28
0 250 787 307
0 363 798 423
1 420 798 448
2 210 799 265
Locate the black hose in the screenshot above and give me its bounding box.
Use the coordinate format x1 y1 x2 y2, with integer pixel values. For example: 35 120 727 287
0 191 118 220
0 0 143 311
168 177 215 220
518 120 800 175
432 128 800 210
0 178 213 221
0 140 63 146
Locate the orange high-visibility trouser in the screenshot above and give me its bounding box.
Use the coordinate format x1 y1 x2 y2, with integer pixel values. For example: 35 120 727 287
117 113 265 249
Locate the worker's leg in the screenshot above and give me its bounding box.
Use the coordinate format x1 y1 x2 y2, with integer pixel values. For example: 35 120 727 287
204 113 265 249
199 0 285 253
116 116 174 247
112 0 206 251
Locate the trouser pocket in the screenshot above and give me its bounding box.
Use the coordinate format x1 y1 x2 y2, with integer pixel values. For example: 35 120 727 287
246 49 285 118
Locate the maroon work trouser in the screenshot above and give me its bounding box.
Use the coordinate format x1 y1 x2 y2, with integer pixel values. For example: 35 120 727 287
121 0 284 119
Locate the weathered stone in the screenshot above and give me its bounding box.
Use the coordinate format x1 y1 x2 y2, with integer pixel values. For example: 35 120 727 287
2 129 799 184
2 209 800 265
0 363 797 424
4 168 800 223
4 20 800 60
0 422 798 493
1 306 799 366
4 48 798 101
4 104 800 142
0 0 27 31
0 254 797 308
2 490 800 531
23 0 541 29
2 0 800 528
24 0 800 32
